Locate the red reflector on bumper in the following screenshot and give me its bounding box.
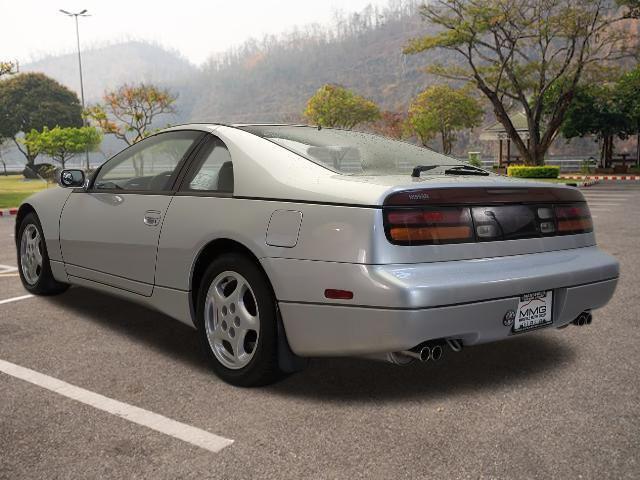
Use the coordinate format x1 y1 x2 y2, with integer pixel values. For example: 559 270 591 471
324 289 354 300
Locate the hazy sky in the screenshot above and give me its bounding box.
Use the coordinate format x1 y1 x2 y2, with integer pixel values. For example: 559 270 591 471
1 0 392 65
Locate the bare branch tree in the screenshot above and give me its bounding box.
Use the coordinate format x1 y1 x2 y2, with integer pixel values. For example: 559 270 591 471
405 0 639 164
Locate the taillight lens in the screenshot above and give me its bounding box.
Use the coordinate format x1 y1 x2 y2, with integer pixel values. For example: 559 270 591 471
384 207 474 245
555 204 593 234
383 200 593 245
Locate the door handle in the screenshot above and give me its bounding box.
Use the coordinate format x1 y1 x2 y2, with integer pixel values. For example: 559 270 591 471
143 210 162 226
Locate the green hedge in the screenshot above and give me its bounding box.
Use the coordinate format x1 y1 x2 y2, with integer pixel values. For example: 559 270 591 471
507 165 560 178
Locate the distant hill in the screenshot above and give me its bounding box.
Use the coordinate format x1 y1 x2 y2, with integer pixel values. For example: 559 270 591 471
188 2 435 123
23 41 198 106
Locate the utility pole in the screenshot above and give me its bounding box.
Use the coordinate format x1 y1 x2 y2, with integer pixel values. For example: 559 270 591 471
60 8 90 170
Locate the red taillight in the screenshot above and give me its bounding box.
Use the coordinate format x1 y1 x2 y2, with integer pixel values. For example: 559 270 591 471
384 207 474 245
555 204 593 233
383 189 593 245
386 209 469 225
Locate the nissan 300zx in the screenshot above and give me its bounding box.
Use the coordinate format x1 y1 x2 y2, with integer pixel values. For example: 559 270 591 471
15 124 619 386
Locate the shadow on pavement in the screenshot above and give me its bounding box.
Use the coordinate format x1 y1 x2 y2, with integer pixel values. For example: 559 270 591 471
48 287 576 402
47 286 209 373
271 335 575 402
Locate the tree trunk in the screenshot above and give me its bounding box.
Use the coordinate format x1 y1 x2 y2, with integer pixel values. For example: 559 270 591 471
608 136 615 166
601 136 614 167
636 128 639 168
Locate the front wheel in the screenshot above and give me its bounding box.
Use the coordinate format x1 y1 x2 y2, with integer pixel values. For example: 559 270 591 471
17 212 69 295
196 253 284 387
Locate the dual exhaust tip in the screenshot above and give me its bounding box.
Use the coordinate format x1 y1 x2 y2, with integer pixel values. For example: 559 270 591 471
573 311 593 327
399 344 443 363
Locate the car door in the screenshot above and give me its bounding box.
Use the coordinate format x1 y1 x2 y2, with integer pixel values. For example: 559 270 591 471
59 130 205 296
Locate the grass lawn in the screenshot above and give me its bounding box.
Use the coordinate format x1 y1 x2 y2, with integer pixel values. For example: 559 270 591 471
0 175 51 208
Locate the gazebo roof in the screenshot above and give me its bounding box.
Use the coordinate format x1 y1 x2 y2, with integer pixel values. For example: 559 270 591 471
480 111 530 140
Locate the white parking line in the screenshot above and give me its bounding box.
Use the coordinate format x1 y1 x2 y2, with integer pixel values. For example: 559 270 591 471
0 294 34 305
0 264 18 274
0 359 234 453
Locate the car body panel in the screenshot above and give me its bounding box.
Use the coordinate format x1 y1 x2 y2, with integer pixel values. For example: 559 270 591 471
60 192 173 296
264 246 619 309
280 278 618 355
17 186 72 262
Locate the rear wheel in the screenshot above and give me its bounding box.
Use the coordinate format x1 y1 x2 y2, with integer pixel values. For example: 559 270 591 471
196 253 283 387
17 212 69 295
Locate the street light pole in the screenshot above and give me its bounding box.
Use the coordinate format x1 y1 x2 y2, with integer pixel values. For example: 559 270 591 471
60 8 90 170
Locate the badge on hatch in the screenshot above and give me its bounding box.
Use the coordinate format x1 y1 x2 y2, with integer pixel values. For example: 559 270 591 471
503 310 516 326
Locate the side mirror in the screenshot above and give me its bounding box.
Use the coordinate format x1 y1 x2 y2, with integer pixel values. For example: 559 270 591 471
59 169 86 188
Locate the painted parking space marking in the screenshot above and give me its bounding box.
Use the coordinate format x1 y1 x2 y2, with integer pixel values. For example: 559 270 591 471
0 294 34 305
0 264 18 274
0 359 234 454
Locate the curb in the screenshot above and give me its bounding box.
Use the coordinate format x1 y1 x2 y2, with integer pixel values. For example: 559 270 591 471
0 208 18 217
560 175 639 181
580 178 600 187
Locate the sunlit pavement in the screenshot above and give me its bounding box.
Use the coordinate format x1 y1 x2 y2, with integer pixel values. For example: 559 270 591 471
0 183 639 479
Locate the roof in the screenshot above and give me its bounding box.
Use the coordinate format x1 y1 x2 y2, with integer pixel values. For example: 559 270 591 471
480 112 530 141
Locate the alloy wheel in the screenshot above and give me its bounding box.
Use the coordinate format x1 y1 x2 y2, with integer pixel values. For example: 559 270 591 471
20 224 43 285
204 271 260 369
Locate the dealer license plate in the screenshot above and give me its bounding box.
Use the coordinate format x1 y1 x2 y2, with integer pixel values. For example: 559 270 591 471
513 290 553 333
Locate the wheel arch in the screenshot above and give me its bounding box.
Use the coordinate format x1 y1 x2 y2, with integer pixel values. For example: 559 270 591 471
189 237 307 372
14 203 36 247
189 237 273 315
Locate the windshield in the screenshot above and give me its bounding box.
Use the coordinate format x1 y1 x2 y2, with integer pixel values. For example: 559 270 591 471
238 125 462 175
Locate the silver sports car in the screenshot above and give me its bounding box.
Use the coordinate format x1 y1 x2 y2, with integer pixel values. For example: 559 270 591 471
15 124 619 386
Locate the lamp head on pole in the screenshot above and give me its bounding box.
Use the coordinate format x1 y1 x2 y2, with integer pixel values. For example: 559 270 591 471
59 8 90 17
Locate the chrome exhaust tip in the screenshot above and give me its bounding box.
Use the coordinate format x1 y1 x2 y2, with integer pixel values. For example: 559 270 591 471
430 345 443 361
399 346 431 362
573 311 590 326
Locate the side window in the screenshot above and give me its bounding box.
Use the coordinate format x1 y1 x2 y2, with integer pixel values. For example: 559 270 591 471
93 131 202 191
181 137 234 193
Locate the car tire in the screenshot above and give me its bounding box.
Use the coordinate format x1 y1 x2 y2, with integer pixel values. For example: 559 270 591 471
196 253 284 387
17 212 69 296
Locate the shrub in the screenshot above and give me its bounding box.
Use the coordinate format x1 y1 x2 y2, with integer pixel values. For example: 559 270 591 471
580 158 596 174
23 163 56 180
467 151 482 167
507 165 560 178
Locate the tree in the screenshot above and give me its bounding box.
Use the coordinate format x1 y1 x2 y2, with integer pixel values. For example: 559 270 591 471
86 83 177 146
0 61 16 77
304 84 380 129
22 126 102 170
617 67 640 166
406 85 483 154
404 0 639 165
0 73 83 166
558 84 629 166
370 111 406 139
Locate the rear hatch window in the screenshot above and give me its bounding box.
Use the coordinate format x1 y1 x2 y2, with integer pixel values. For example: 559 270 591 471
238 125 464 175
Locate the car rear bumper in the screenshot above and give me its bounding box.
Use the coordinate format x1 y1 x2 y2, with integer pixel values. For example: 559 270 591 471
268 247 619 356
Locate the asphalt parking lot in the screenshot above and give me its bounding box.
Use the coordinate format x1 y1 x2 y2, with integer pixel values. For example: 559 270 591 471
1 183 639 479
